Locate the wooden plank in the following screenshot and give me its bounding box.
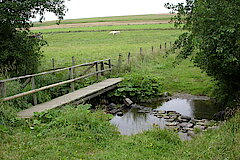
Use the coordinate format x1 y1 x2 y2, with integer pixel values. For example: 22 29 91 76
17 78 123 118
1 68 112 101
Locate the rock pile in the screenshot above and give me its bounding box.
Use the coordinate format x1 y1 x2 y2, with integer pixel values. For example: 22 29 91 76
151 109 219 137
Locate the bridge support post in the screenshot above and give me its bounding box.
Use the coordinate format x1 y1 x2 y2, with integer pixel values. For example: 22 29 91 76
95 62 99 80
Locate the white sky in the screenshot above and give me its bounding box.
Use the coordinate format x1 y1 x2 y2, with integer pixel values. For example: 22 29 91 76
41 0 184 21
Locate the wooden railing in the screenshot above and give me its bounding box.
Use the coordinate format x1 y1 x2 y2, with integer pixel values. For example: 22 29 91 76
0 59 112 104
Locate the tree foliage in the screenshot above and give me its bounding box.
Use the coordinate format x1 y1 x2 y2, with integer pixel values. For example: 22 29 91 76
0 0 67 75
165 0 240 106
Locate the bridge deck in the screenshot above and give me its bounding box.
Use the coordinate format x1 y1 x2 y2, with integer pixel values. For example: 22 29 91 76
17 78 122 118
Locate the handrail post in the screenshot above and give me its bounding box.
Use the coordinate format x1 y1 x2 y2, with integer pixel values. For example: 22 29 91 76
70 56 75 92
108 59 112 73
100 61 104 76
31 77 37 105
95 62 99 80
0 82 6 98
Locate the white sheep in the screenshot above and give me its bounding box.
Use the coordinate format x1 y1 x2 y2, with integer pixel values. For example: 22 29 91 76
109 31 121 35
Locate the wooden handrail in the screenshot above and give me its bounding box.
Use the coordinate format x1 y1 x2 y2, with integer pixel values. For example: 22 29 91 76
2 68 112 101
0 59 112 102
0 59 110 83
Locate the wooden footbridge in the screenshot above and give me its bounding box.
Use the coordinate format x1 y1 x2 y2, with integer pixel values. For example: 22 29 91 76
0 59 122 118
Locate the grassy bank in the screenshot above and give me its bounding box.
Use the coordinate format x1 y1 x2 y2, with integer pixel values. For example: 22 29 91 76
1 104 239 160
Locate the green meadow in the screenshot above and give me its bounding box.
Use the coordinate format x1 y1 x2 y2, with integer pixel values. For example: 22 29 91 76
1 16 239 160
33 14 173 27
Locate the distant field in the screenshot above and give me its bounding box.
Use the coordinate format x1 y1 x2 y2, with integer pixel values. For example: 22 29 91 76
40 29 183 69
33 14 173 27
34 23 177 33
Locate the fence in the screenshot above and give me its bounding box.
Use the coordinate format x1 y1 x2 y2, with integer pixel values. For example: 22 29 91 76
117 41 173 67
0 59 112 105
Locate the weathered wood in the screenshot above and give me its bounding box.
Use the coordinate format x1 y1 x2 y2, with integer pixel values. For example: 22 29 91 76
17 78 123 118
0 59 110 83
128 52 131 64
69 68 75 92
108 59 112 73
21 78 31 89
72 82 119 105
70 56 75 92
95 62 99 80
31 77 37 105
80 64 95 76
52 58 55 70
100 61 104 76
118 54 122 67
0 82 6 97
1 68 112 101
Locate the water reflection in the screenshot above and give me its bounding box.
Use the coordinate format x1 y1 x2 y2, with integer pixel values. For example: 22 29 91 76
157 98 221 119
110 109 166 135
110 98 221 136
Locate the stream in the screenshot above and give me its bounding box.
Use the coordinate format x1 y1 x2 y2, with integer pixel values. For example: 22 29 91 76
110 95 222 139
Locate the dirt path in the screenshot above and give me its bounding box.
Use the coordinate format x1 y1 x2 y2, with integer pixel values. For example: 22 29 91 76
31 20 170 30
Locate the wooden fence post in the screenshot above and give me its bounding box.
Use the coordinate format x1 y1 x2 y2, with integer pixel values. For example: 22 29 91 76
108 59 111 71
127 52 131 65
95 62 99 80
52 58 55 70
140 47 142 56
72 56 75 73
160 44 162 50
70 56 75 92
152 46 154 53
118 54 122 67
100 61 104 76
0 82 6 98
165 42 167 50
31 77 37 105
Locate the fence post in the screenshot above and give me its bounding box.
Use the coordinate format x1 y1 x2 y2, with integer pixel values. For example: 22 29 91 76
165 42 167 50
95 62 99 80
118 54 122 68
31 77 37 105
127 52 131 65
72 56 75 73
52 58 55 70
160 44 162 50
108 59 111 71
70 56 75 92
140 47 142 56
0 82 6 98
152 46 154 53
100 61 104 76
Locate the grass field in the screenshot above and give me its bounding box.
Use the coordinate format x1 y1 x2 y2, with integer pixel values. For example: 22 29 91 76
33 14 173 27
33 23 177 34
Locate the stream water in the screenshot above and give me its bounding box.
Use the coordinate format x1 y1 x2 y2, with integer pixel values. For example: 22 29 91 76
110 97 222 136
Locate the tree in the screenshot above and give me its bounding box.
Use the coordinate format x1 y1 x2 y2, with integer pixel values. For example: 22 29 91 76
165 0 240 106
0 0 68 75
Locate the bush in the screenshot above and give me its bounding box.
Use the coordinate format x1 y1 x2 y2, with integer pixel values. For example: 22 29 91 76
109 74 162 102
